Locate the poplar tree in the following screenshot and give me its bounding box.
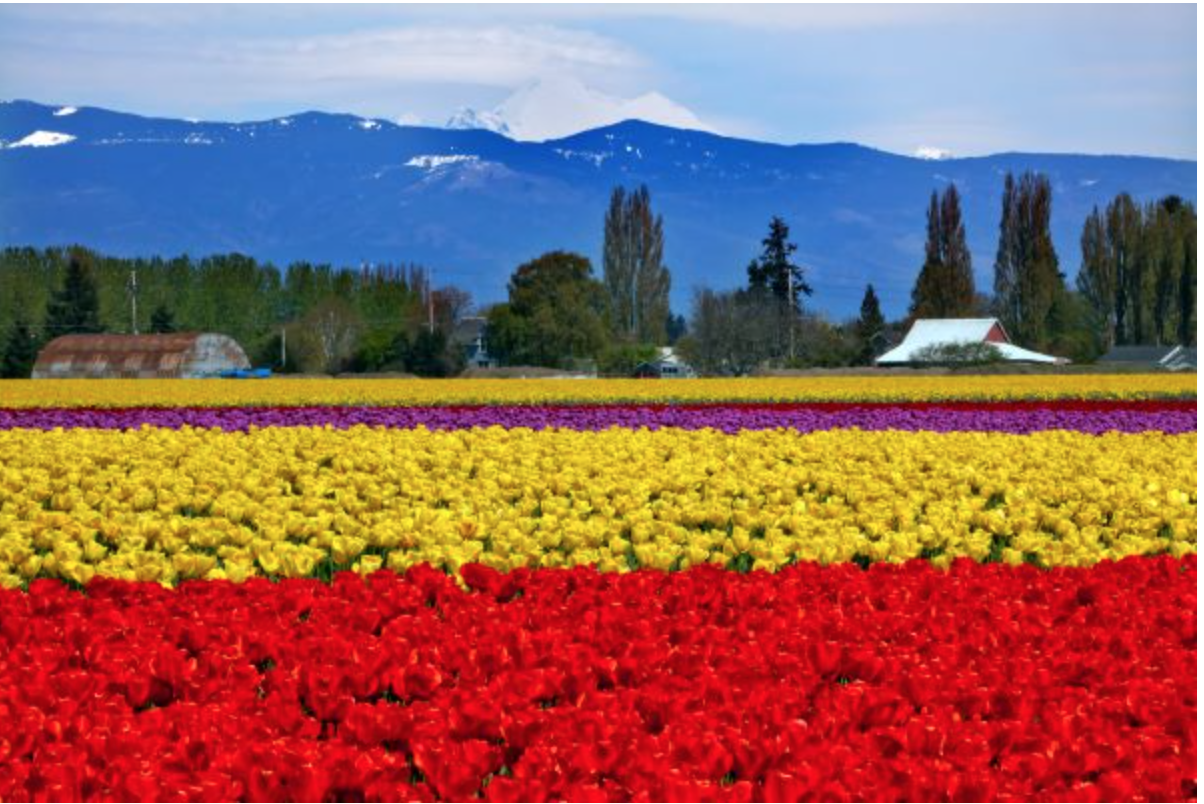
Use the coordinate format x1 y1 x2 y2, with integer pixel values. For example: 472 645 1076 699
992 172 1062 348
1105 193 1143 344
1176 206 1196 345
1077 206 1116 347
909 185 975 319
602 185 670 343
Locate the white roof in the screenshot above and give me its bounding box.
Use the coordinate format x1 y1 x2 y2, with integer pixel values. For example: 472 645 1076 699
988 343 1062 364
877 318 1061 364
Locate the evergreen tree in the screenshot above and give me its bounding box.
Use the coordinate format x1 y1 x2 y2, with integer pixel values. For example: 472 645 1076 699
149 304 177 333
665 313 687 345
854 284 886 365
1 319 39 378
992 172 1063 348
909 186 975 319
602 185 670 343
747 216 811 311
45 253 102 336
407 328 456 377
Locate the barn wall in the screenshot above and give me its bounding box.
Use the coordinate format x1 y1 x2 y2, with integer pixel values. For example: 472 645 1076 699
184 335 251 378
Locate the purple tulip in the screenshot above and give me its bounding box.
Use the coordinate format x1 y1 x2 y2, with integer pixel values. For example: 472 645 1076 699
0 404 1194 434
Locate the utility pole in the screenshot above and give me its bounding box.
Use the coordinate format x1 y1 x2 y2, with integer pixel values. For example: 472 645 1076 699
280 327 287 367
787 267 794 363
631 263 638 340
428 267 435 334
128 270 139 335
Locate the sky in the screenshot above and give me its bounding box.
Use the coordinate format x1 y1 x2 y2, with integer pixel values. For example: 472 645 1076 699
0 3 1196 157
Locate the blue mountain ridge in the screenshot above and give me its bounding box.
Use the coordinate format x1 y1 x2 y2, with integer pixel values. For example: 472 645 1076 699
0 100 1194 318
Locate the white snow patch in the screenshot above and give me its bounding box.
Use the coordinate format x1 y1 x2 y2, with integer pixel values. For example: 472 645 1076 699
357 119 382 131
53 106 78 117
2 130 77 149
1079 178 1099 187
276 118 292 127
552 148 612 167
914 146 954 161
405 154 480 170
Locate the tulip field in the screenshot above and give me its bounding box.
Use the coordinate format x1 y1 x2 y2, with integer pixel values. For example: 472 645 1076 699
0 376 1195 802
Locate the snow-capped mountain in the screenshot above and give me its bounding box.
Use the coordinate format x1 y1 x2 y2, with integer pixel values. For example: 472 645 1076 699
445 107 511 137
914 146 954 161
443 77 712 142
0 99 1194 316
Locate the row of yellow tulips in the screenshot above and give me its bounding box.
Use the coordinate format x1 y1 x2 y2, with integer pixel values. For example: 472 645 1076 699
0 426 1193 587
0 374 1194 408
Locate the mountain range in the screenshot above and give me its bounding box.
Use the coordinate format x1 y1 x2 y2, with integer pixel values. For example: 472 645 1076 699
0 99 1195 318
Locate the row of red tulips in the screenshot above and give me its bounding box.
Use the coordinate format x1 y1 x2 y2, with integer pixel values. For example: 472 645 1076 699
0 557 1195 802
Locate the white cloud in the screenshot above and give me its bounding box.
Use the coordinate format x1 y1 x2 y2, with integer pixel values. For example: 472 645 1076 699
195 24 641 91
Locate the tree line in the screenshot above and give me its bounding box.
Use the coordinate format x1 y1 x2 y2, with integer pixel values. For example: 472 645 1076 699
679 173 1195 374
484 184 680 375
902 174 1194 360
0 176 1195 378
0 247 472 377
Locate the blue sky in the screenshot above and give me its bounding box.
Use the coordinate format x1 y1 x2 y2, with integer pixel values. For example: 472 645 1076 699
0 3 1196 157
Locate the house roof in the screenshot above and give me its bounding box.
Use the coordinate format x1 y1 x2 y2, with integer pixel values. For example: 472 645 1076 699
1159 346 1195 371
1100 345 1180 363
876 318 1061 364
450 317 487 346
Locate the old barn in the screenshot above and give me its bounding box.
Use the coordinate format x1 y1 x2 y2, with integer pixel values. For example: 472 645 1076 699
32 333 251 379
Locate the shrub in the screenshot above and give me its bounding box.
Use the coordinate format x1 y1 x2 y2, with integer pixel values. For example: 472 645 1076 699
911 341 1004 366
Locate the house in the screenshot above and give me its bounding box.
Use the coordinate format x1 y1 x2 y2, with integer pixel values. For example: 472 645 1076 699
875 318 1064 365
1099 344 1196 371
450 316 496 369
633 347 697 379
32 333 251 379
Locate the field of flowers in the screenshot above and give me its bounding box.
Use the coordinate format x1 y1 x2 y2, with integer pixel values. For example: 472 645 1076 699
0 376 1195 802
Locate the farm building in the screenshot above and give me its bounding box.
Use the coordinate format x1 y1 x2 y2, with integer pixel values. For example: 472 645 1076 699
633 347 697 379
32 333 251 379
876 318 1063 365
450 316 497 370
1099 345 1196 371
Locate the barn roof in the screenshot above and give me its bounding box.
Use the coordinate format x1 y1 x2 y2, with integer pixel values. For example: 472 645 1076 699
33 333 250 378
877 318 1061 364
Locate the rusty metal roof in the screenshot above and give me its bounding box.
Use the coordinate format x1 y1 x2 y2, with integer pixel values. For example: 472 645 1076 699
33 333 250 379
